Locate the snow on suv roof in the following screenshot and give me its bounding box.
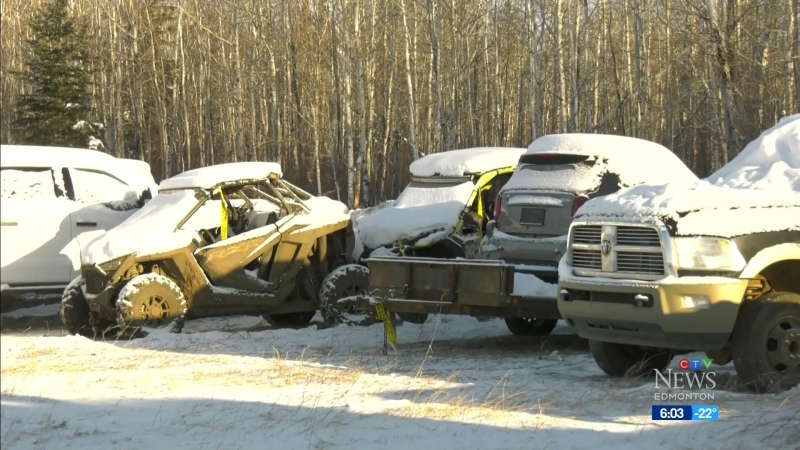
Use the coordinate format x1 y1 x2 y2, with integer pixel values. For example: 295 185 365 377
409 147 526 177
159 162 283 191
524 133 698 186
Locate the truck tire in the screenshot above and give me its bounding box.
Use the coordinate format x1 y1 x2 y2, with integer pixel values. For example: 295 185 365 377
730 291 800 393
589 340 673 378
504 317 559 336
115 273 187 333
318 264 376 326
61 277 93 337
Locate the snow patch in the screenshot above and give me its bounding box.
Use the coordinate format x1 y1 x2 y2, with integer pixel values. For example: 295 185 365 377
512 272 557 297
708 114 800 191
507 195 565 207
409 147 525 177
2 317 796 450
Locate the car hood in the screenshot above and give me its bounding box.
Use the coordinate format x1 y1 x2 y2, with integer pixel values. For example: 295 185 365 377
351 181 476 258
80 190 201 265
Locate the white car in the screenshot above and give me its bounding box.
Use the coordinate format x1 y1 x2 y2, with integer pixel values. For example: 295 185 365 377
0 145 157 303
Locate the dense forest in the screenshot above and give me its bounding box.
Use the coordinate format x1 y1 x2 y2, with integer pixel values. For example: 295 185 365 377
2 0 798 208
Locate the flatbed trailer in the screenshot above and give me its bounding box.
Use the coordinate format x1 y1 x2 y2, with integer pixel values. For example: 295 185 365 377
349 256 561 330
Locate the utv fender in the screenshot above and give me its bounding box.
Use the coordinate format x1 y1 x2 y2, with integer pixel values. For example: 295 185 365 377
739 243 800 279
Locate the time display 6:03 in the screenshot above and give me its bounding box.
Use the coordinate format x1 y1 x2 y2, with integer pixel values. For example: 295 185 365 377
651 405 691 420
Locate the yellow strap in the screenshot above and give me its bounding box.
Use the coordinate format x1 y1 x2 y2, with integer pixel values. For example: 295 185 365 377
214 187 228 240
374 303 397 351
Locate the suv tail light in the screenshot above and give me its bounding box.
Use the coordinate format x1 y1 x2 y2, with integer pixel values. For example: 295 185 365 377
493 194 502 220
571 195 589 217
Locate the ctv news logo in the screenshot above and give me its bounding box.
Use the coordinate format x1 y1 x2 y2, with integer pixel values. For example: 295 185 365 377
653 358 717 401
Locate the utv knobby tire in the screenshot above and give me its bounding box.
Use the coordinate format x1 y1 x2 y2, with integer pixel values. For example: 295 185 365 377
115 273 187 333
589 340 674 378
319 264 376 326
731 291 800 393
61 277 93 337
504 317 559 336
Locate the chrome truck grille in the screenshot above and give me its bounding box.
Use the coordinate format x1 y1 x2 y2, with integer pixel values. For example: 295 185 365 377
570 225 665 280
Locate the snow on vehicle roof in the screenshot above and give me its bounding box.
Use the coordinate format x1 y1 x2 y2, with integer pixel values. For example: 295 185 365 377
1 145 153 190
409 147 526 177
574 117 800 237
0 145 118 170
523 133 698 187
707 114 800 191
159 162 283 191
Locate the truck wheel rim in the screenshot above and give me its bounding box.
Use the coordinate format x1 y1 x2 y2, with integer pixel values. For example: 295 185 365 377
766 316 800 372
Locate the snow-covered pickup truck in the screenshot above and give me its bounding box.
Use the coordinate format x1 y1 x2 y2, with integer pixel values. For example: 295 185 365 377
343 135 698 337
1 145 157 311
557 115 800 393
62 162 351 338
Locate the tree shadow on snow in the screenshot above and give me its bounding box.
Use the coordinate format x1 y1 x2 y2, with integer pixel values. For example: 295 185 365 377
3 393 791 450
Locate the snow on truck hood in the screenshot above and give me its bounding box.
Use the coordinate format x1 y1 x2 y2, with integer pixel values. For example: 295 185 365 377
409 147 525 177
575 115 800 237
352 181 475 255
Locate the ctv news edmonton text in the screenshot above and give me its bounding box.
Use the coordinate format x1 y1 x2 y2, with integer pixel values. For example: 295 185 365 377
653 358 716 401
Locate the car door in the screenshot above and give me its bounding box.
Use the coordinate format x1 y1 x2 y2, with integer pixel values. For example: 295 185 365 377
64 167 142 279
0 167 74 286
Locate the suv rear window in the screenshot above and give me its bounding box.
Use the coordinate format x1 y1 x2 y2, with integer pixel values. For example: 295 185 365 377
502 154 610 194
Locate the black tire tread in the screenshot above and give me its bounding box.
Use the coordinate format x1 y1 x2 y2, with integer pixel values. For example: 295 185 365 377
504 317 559 336
590 339 673 378
730 290 800 393
61 277 93 337
318 264 374 326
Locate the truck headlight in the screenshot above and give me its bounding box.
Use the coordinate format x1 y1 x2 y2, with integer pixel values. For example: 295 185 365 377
674 237 746 271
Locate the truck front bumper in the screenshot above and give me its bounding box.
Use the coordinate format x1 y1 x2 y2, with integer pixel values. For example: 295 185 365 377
557 273 748 351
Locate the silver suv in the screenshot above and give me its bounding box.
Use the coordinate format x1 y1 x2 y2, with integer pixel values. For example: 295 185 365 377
480 133 697 285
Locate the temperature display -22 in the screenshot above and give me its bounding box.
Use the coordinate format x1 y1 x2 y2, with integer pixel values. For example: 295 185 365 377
652 405 719 421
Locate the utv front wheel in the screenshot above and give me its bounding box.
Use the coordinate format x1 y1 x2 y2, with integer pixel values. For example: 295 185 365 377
61 277 93 337
504 317 559 336
731 291 800 393
589 340 673 378
115 273 187 333
319 264 376 326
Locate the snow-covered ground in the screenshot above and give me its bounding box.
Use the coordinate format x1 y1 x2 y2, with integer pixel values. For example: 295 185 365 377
2 315 797 450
